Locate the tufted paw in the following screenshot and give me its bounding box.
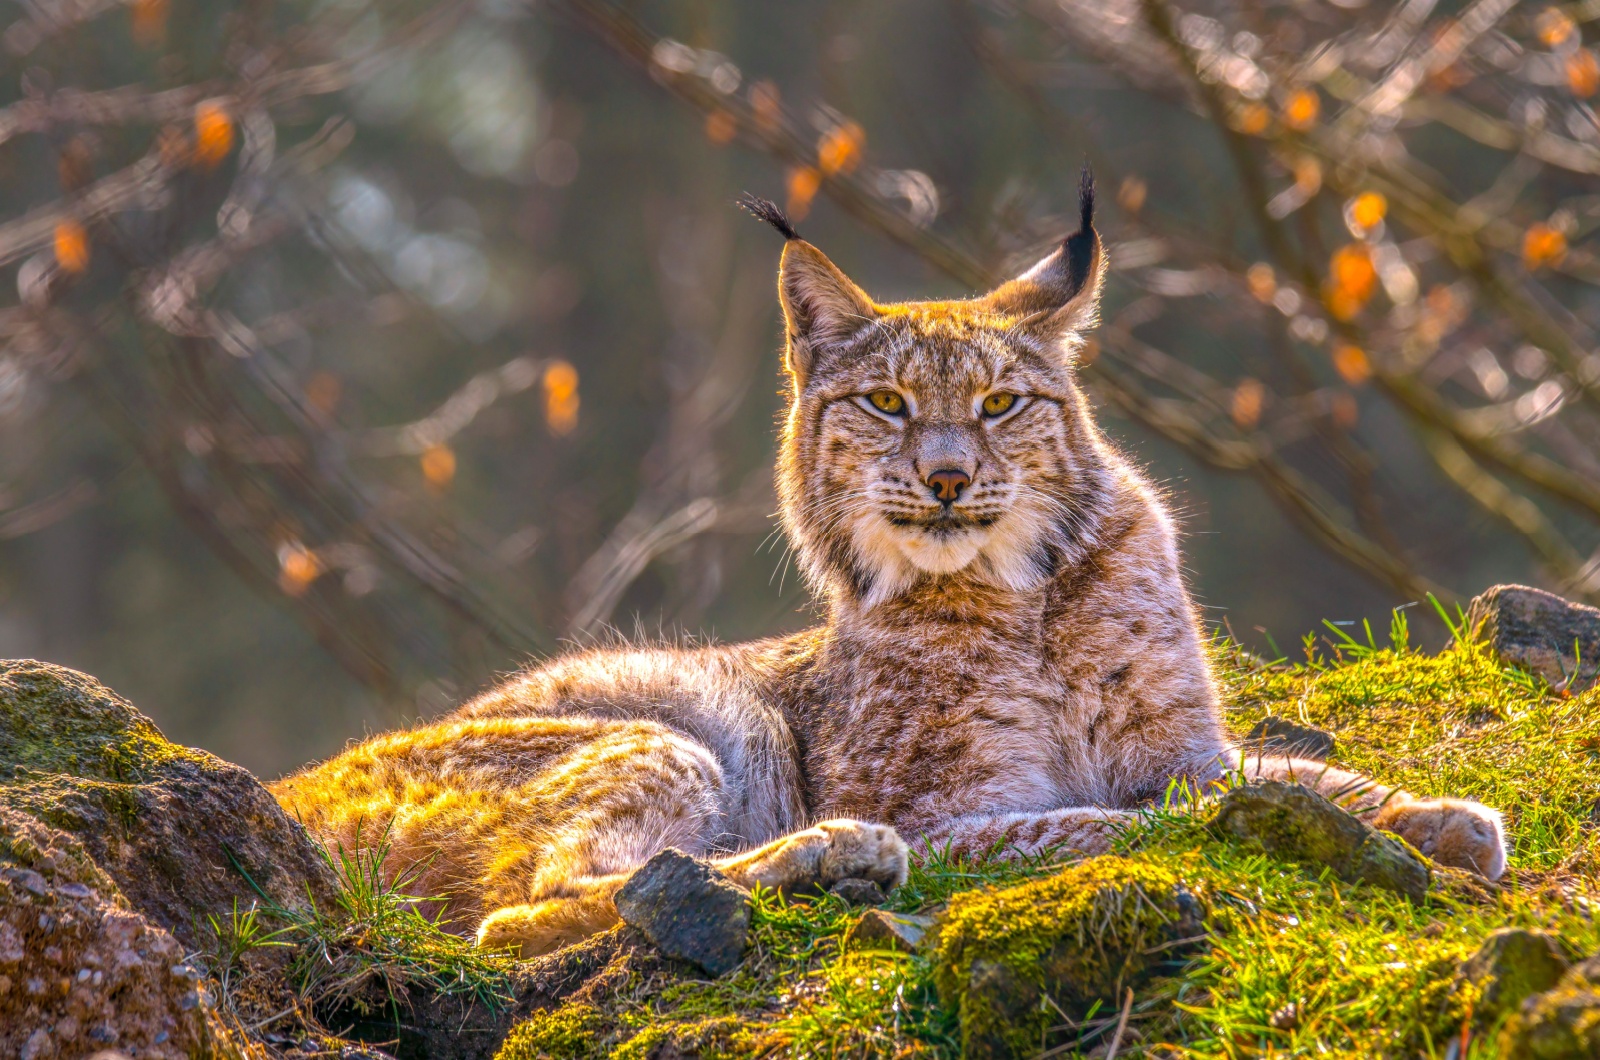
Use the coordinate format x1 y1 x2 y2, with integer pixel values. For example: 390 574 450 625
716 818 909 896
1382 798 1507 880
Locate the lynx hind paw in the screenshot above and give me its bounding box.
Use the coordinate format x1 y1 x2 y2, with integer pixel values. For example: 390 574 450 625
475 898 619 956
1386 798 1508 880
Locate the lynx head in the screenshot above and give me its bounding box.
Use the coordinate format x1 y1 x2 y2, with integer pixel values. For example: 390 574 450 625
747 172 1116 611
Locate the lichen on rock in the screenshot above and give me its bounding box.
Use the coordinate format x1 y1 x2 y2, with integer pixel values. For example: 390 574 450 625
932 855 1206 1059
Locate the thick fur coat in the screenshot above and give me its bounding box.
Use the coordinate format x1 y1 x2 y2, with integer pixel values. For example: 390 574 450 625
273 177 1507 954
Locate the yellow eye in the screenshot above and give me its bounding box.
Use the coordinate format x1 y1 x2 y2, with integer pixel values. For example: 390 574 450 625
868 390 906 415
982 392 1018 417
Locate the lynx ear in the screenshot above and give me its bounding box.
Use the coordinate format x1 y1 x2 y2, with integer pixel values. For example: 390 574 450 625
777 241 878 380
981 168 1106 354
740 194 877 383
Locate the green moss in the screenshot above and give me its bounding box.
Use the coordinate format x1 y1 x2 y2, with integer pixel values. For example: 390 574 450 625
494 1002 609 1060
0 660 205 786
933 855 1203 1058
610 1016 761 1059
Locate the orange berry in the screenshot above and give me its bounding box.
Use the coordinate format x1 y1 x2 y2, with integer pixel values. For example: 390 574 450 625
1332 343 1372 385
1231 378 1265 429
787 166 822 220
1283 89 1320 131
421 444 456 489
1523 223 1569 269
1349 192 1387 232
543 360 580 436
1538 8 1577 48
817 121 865 176
1236 102 1271 135
1569 49 1600 96
193 102 234 170
53 220 90 274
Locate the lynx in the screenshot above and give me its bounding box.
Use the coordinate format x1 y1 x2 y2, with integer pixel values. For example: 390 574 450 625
272 173 1507 956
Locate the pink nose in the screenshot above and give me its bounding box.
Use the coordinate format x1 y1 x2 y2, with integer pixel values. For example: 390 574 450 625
926 468 970 503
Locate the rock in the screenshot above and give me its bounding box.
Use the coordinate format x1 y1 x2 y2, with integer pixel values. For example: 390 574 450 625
0 804 229 1059
932 855 1205 1059
0 660 337 948
614 849 751 976
1210 780 1430 901
1245 716 1336 760
1460 928 1570 1020
1466 584 1600 692
828 877 886 906
1499 956 1600 1057
845 909 933 952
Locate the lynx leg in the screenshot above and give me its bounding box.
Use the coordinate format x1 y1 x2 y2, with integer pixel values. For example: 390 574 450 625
915 807 1136 861
713 819 908 894
471 723 736 954
1233 751 1507 879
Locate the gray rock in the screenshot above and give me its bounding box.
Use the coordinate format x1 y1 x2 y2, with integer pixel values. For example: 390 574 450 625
1211 780 1430 901
828 877 886 906
0 660 338 948
1466 584 1600 692
1246 716 1336 760
845 909 934 951
1460 928 1570 1019
614 849 751 976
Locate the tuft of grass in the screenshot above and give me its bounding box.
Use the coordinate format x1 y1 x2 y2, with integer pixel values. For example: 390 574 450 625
280 823 515 1014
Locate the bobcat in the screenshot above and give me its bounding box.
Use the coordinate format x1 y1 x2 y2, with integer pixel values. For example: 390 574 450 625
272 173 1507 956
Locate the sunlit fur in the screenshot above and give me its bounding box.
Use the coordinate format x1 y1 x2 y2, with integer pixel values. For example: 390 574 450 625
272 187 1507 956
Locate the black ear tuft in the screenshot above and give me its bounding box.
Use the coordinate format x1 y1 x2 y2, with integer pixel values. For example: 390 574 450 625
738 193 800 241
1063 165 1098 294
1076 164 1095 235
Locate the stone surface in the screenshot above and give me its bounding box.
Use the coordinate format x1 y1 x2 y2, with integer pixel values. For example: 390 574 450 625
933 856 1205 1059
0 804 227 1059
1461 928 1570 1021
1210 780 1430 901
845 909 933 952
1245 716 1336 760
614 849 751 976
0 659 338 949
1498 955 1600 1058
828 877 886 907
1467 584 1600 692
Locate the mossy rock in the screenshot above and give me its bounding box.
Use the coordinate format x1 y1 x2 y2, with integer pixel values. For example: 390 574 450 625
932 855 1206 1059
0 660 337 948
1499 956 1600 1058
1210 779 1430 900
495 1001 609 1059
1460 928 1571 1023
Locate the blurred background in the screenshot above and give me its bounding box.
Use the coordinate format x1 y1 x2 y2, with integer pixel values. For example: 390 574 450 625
3 0 1599 777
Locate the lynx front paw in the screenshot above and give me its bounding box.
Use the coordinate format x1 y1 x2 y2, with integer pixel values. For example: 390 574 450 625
717 818 909 895
1383 798 1507 880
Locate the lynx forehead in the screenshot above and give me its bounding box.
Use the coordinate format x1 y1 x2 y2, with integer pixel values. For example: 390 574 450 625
272 172 1508 960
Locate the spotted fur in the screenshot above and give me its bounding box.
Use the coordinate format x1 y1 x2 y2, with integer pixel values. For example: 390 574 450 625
271 178 1507 955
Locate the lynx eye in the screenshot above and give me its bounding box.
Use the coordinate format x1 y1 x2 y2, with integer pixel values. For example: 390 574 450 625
867 390 906 416
981 392 1018 418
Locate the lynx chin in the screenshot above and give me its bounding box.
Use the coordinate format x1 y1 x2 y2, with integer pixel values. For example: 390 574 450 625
272 171 1508 955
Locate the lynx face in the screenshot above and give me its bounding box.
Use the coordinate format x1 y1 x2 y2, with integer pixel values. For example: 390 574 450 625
763 178 1112 608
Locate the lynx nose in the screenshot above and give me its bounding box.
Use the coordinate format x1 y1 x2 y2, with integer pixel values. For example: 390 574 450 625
925 468 971 504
